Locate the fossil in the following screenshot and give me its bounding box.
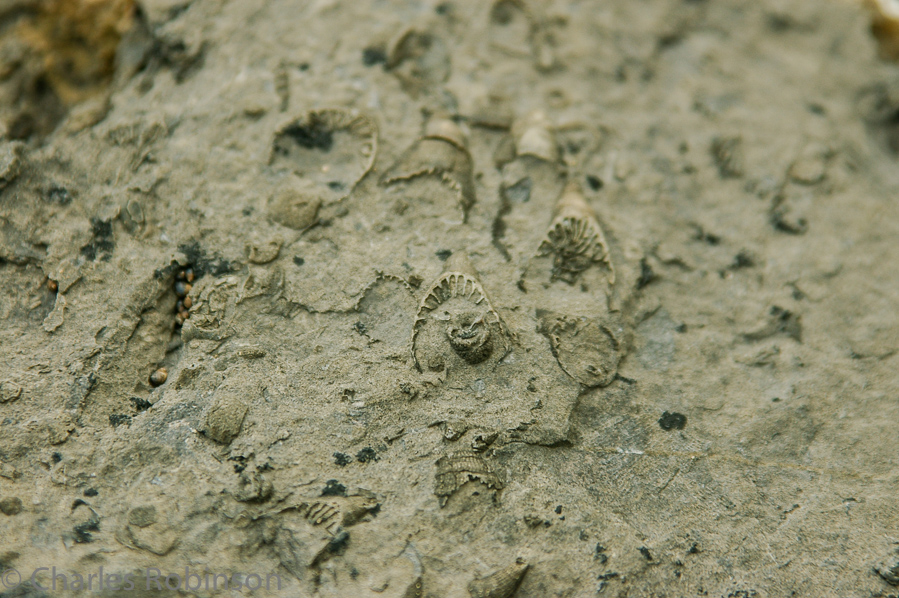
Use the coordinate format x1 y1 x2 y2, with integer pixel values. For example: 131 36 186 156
511 110 558 163
538 311 622 387
412 252 510 372
270 108 377 203
381 116 476 220
489 0 558 71
385 26 451 96
866 0 899 61
468 558 529 598
281 493 379 536
267 183 321 231
434 450 503 507
536 181 614 285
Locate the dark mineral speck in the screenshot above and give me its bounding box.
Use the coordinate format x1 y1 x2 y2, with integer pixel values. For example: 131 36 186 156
659 411 687 431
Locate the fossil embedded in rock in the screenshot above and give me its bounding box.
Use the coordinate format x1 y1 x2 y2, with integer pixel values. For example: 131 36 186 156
866 0 899 61
538 312 622 387
412 252 509 372
381 116 476 220
268 183 321 231
280 493 379 536
512 110 558 163
271 108 377 203
149 367 167 387
385 26 451 96
468 558 529 598
434 450 503 507
536 181 614 285
489 0 558 72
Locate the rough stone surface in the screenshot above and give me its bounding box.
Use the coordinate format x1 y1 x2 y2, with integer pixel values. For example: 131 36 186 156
1 0 898 596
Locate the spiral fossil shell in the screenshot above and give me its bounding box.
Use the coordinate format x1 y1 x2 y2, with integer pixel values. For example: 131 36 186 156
468 559 529 598
412 253 509 371
537 181 614 285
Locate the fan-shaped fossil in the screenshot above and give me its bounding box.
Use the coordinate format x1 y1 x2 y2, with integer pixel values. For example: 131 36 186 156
412 252 509 372
270 108 377 203
538 312 622 387
536 181 614 285
468 558 529 598
435 451 503 507
381 116 476 220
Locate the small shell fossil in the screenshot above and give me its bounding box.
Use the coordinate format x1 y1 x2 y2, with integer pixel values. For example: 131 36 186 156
284 494 379 536
354 274 418 350
435 450 503 507
424 117 468 150
538 313 621 387
149 367 168 387
412 252 509 371
385 27 451 96
468 558 529 598
295 500 342 534
489 0 557 72
866 0 899 61
511 110 558 163
204 391 248 444
267 183 321 231
381 116 476 220
536 181 614 285
270 108 377 203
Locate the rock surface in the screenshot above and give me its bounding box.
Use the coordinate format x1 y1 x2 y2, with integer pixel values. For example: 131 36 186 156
1 0 899 596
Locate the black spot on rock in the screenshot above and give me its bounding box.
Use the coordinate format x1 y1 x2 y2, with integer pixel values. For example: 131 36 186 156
435 249 452 261
46 185 72 205
80 218 115 261
362 46 386 66
586 175 604 191
333 452 351 466
326 530 350 555
109 414 131 427
321 479 347 497
72 519 99 543
356 447 378 463
732 251 754 268
637 258 656 289
177 242 234 278
280 120 333 152
83 488 98 497
659 411 687 431
130 397 152 412
691 225 720 245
